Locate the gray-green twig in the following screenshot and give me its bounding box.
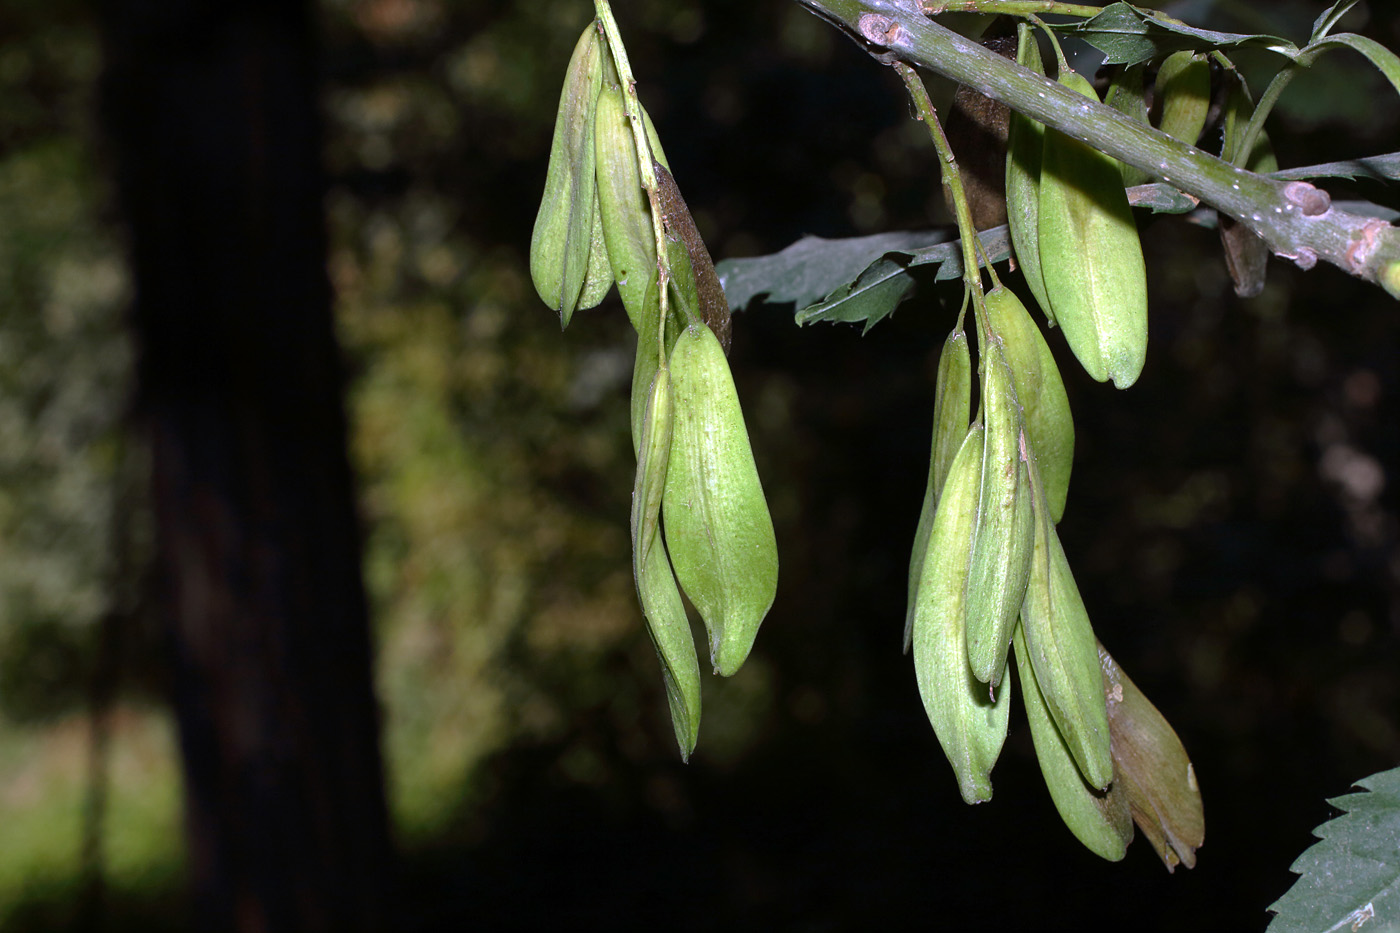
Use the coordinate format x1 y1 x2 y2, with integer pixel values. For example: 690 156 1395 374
794 0 1400 297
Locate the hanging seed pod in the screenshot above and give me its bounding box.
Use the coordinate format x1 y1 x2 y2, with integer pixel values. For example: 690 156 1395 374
662 324 777 676
912 422 1012 804
634 537 702 760
964 338 1035 690
1014 622 1132 860
630 273 673 454
1005 23 1054 325
595 84 672 330
632 366 674 568
983 285 1073 522
1154 51 1211 147
1105 63 1151 187
577 197 615 311
1038 67 1149 389
631 363 702 760
627 275 701 758
530 23 606 326
1221 73 1279 172
1100 644 1206 871
905 326 972 653
1018 455 1113 791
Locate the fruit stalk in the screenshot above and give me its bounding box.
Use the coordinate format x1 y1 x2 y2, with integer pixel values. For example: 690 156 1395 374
893 60 988 302
594 0 674 362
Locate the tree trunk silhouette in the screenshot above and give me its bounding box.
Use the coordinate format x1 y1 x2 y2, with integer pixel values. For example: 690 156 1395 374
100 3 393 929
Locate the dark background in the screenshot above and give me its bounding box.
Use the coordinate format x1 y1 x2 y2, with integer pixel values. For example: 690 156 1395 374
0 0 1397 929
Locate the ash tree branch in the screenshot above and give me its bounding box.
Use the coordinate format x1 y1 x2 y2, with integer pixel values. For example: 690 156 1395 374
794 0 1400 297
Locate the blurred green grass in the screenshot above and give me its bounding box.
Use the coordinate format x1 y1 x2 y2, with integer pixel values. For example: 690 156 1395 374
0 710 182 928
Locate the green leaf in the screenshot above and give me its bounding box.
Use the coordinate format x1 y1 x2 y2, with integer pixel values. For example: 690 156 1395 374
1053 2 1299 67
1311 0 1360 43
1270 153 1400 182
798 227 1012 330
1330 202 1400 222
794 256 917 331
1052 2 1400 100
715 228 1010 329
1304 34 1400 102
1267 766 1400 933
727 200 1239 332
719 177 1222 334
716 230 950 313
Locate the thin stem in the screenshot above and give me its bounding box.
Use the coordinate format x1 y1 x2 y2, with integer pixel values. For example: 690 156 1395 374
975 234 1002 291
1031 15 1069 74
894 61 984 302
922 1 1102 17
594 0 672 365
1234 63 1297 169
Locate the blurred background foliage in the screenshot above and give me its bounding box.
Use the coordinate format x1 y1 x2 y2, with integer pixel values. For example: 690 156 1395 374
0 0 1397 928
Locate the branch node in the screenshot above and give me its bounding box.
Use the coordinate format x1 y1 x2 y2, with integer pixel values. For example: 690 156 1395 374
1283 181 1331 217
1346 218 1393 271
859 13 895 45
1289 247 1317 271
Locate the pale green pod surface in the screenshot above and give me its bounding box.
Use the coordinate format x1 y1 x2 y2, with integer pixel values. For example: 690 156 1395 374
904 490 934 658
1038 69 1148 389
630 272 684 457
632 352 655 457
1019 456 1113 790
904 327 972 653
665 229 704 333
530 24 604 327
596 87 672 330
577 193 614 311
631 363 700 760
912 422 1011 804
662 324 778 676
635 527 702 761
1154 52 1211 148
1105 64 1151 187
1005 23 1053 325
1014 623 1132 860
983 286 1073 522
1100 644 1206 871
930 330 973 508
631 366 674 568
641 105 670 174
964 340 1034 690
631 273 664 456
